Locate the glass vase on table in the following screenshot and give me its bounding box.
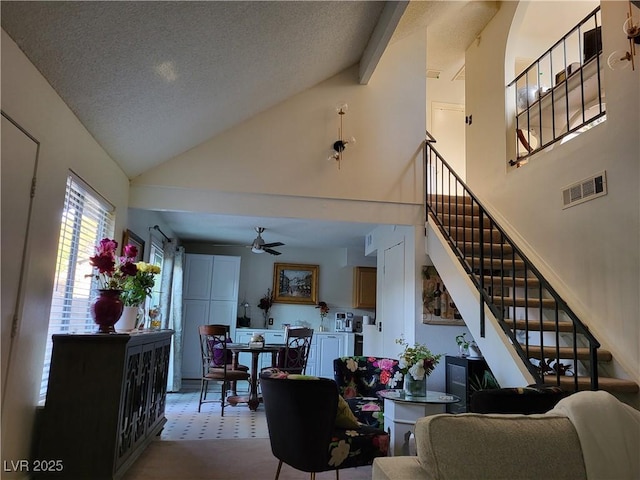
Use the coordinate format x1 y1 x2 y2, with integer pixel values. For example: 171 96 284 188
149 305 162 330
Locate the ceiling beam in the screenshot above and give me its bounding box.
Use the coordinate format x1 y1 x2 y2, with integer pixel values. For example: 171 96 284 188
359 1 409 85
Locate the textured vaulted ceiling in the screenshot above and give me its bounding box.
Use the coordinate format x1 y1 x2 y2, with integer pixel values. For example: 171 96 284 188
1 0 500 248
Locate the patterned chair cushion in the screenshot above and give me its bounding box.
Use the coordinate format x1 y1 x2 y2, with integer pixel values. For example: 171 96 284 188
207 336 233 367
328 425 389 469
333 356 402 429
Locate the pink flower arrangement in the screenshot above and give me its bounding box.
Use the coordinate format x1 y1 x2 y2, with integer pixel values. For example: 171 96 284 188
89 238 138 290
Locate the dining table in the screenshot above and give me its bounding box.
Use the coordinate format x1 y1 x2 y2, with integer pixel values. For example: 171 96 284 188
227 343 284 411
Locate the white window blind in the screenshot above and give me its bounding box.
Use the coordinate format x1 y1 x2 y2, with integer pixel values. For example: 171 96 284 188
39 174 114 402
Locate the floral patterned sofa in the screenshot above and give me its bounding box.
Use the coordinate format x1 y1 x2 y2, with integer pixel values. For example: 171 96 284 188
333 356 402 429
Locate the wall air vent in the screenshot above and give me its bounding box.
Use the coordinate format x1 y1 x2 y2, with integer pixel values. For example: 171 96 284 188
562 171 607 209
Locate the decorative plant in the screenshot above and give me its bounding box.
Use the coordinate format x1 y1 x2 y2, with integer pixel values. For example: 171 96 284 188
469 370 500 392
88 238 138 290
258 289 274 319
120 261 161 306
538 358 574 377
395 336 442 380
455 333 470 349
316 301 330 326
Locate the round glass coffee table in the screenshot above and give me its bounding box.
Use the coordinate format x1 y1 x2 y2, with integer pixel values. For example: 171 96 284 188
378 389 461 456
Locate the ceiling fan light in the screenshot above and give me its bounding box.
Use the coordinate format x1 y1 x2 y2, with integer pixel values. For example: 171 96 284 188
251 246 265 254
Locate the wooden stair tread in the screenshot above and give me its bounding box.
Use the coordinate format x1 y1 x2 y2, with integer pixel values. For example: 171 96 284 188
494 296 556 309
483 276 540 288
470 257 525 270
523 344 612 362
439 213 492 228
506 319 576 332
459 242 515 256
543 375 639 393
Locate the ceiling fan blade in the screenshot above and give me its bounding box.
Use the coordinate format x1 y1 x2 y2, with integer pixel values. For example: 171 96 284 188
262 242 285 248
263 248 282 256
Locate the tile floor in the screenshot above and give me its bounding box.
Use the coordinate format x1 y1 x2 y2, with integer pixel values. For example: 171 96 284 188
160 380 269 441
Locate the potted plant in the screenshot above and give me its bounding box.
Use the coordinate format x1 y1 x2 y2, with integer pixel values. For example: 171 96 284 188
88 238 138 332
395 336 442 396
456 333 471 357
119 261 161 330
257 289 273 328
315 301 330 331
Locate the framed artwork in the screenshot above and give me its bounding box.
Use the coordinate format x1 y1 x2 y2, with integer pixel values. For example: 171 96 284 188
272 263 319 305
122 229 144 262
422 265 465 326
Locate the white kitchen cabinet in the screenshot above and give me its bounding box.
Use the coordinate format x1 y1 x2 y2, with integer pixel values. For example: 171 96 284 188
182 254 241 379
310 333 355 379
305 335 318 376
183 254 214 300
235 329 286 371
183 254 240 302
181 299 210 379
210 256 241 301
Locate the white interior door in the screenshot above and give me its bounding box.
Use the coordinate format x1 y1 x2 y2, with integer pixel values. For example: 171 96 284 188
381 241 405 357
1 114 39 402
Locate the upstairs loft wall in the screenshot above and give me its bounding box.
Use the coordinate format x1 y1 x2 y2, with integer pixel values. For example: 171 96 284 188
464 1 640 388
129 29 427 230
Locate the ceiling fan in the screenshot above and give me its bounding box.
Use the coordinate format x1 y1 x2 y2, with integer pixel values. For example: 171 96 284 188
248 227 284 255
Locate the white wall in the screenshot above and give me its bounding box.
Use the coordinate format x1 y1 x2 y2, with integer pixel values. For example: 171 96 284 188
183 243 376 333
129 30 427 228
465 2 640 388
1 29 131 476
127 208 178 261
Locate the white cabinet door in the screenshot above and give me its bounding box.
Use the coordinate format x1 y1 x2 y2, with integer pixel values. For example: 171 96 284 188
263 331 285 370
317 334 345 379
183 254 214 300
235 331 254 369
210 256 241 301
265 331 285 345
208 300 237 339
182 299 210 379
306 335 319 376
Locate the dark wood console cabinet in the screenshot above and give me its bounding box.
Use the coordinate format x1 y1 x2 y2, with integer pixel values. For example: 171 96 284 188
445 355 489 413
36 330 173 479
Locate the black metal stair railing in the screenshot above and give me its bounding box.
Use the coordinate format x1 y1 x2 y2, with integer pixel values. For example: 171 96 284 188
425 132 600 389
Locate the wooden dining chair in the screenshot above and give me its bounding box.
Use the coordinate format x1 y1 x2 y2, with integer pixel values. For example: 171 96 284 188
276 327 314 374
198 324 250 415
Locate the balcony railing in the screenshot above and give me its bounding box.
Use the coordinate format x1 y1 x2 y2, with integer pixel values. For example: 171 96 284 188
508 7 605 166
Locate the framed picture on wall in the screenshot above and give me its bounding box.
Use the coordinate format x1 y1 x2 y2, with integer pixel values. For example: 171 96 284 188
422 265 465 326
272 263 319 305
121 229 144 262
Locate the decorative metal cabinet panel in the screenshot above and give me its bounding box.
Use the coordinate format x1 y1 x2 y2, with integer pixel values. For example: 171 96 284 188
36 331 173 479
445 355 489 414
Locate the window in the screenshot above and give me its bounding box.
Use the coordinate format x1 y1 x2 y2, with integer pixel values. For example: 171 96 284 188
146 238 165 317
39 174 114 402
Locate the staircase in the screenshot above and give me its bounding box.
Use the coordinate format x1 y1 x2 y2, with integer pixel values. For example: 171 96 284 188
425 135 638 395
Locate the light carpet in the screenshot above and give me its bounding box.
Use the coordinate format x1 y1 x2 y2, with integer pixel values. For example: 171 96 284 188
122 438 373 480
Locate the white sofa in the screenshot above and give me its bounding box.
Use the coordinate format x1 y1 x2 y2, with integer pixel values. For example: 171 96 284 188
373 390 640 480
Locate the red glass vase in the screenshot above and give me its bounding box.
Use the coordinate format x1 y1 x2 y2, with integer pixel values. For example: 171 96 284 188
91 289 124 333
